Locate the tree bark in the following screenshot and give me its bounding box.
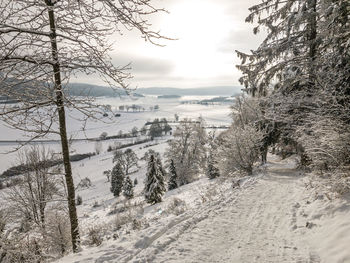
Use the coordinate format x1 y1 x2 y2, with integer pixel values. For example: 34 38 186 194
307 0 317 87
46 0 80 252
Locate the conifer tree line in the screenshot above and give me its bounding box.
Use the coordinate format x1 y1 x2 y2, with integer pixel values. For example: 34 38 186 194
235 0 350 180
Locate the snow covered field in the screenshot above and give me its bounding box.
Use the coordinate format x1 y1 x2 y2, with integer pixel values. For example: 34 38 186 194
56 155 350 263
0 95 232 173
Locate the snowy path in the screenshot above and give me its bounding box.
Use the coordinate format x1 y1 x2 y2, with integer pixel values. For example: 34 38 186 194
133 159 319 263
60 157 321 263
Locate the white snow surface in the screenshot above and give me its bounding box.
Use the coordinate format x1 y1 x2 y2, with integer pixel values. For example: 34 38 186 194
57 155 350 263
0 95 231 173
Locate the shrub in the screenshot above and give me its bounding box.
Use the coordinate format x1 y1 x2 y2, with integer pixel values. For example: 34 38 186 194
76 195 83 206
166 198 187 216
86 226 103 246
217 124 264 175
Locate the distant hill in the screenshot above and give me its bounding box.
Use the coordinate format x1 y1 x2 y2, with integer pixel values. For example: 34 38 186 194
137 86 242 96
66 83 127 97
66 83 145 97
67 84 242 97
2 80 241 99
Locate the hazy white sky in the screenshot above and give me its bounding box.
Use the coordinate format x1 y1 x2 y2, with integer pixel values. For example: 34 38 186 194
76 0 264 88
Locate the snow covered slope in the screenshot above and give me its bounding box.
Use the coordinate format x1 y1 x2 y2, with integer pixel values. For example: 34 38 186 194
56 154 350 263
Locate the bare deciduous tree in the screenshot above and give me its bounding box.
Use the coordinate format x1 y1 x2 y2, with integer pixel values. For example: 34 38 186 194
113 148 139 175
5 146 62 228
0 0 167 252
165 118 207 185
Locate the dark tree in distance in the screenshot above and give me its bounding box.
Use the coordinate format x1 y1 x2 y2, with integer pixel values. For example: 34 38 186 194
168 159 178 190
110 163 125 197
149 118 163 137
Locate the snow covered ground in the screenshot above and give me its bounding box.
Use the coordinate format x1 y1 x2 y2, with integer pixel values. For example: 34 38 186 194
57 155 350 263
2 95 350 263
0 95 232 173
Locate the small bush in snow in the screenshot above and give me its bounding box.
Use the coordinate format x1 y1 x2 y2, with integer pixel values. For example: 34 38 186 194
103 170 111 182
166 197 187 216
77 177 92 189
113 213 133 231
76 195 83 206
132 218 142 230
86 226 103 246
200 186 219 203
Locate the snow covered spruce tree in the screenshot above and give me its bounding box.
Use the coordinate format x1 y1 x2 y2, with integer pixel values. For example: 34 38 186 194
207 153 220 179
0 0 167 252
110 163 125 197
165 118 207 185
294 0 350 172
237 0 319 96
144 155 166 204
168 159 178 190
235 0 323 165
237 0 350 183
123 176 134 200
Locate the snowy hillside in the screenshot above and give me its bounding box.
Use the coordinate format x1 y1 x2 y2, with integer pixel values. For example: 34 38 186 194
56 155 350 263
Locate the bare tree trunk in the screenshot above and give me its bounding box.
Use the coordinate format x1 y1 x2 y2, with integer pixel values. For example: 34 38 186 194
46 1 80 252
307 0 317 86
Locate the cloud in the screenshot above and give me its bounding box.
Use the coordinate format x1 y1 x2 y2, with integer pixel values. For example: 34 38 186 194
111 54 175 76
72 0 262 88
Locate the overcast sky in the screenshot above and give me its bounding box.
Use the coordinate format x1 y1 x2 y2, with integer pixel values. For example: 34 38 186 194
75 0 264 89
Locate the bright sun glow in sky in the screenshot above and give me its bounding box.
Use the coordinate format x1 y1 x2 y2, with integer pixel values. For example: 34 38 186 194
76 0 262 88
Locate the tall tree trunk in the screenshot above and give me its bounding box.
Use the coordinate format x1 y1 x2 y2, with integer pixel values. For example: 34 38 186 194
46 0 80 252
307 0 318 87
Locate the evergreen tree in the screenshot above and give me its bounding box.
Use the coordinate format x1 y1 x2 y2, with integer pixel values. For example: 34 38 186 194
207 153 220 179
123 176 134 199
110 163 124 197
235 0 350 172
168 159 178 190
134 178 138 185
144 155 166 204
235 0 324 165
236 0 320 96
